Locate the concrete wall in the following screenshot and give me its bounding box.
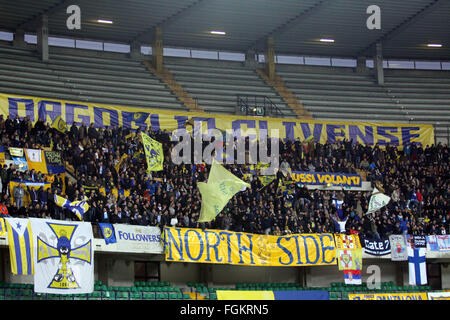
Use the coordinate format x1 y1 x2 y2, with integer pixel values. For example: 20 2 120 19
160 259 400 288
207 264 301 286
441 263 450 290
160 261 200 287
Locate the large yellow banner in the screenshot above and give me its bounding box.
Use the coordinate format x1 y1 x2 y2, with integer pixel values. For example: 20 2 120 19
349 293 428 300
163 227 337 267
0 93 434 149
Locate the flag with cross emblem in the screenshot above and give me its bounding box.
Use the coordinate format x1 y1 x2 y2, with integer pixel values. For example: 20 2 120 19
30 218 94 294
339 248 362 284
334 234 361 249
335 234 363 284
407 243 427 285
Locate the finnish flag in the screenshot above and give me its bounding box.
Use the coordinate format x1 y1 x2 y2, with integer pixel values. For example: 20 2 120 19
408 247 427 285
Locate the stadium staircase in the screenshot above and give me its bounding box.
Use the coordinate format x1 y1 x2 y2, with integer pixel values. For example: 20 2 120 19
163 57 297 118
277 65 408 122
142 60 203 113
0 280 433 300
255 68 313 120
0 44 187 112
383 72 450 144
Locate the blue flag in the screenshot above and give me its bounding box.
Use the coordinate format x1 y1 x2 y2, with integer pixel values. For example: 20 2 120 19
99 223 117 245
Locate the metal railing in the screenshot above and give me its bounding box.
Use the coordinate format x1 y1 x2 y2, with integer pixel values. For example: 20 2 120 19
236 94 283 117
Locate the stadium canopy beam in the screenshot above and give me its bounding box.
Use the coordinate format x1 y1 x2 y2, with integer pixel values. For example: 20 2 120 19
131 0 210 44
246 0 333 52
37 15 49 61
15 0 80 31
374 42 384 85
357 0 446 56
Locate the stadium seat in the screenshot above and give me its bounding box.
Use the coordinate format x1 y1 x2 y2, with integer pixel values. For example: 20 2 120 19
102 291 114 300
143 292 156 300
116 292 129 300
130 292 142 300
183 293 191 300
6 288 20 300
88 292 102 300
157 293 168 300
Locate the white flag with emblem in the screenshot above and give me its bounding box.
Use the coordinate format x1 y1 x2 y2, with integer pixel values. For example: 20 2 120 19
30 218 94 294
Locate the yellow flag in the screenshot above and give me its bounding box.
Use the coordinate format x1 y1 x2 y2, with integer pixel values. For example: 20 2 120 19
141 132 164 172
258 175 275 186
197 160 250 223
337 248 362 271
304 135 316 143
114 153 128 174
52 115 67 133
217 290 275 300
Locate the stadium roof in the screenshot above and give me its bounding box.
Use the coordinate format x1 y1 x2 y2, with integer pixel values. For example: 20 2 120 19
0 0 449 60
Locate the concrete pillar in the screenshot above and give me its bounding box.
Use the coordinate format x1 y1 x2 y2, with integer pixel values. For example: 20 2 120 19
356 56 367 73
264 36 275 81
13 29 26 48
152 27 163 72
244 48 257 69
374 42 384 85
36 15 49 61
441 263 450 289
129 41 142 60
396 261 406 286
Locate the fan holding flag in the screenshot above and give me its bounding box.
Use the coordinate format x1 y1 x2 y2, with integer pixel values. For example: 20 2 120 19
366 187 391 216
197 160 250 223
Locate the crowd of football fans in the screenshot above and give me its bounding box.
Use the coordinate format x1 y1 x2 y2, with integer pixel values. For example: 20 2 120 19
0 114 448 242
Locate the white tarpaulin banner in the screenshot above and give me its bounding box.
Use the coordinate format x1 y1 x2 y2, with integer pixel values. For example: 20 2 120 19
366 188 391 214
30 218 94 294
113 224 162 254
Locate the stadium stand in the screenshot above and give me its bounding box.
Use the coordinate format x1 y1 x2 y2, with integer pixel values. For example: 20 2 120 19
0 0 449 302
164 57 297 117
0 279 434 300
383 73 450 142
277 65 408 122
277 64 450 137
0 45 187 111
0 115 447 239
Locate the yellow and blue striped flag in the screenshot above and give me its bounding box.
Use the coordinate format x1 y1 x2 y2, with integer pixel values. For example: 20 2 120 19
0 218 7 237
5 218 34 275
54 195 89 221
0 146 5 165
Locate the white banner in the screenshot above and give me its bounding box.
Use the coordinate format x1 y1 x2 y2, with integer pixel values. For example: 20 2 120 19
26 149 42 162
427 235 450 251
113 224 162 254
367 188 391 214
30 218 94 294
389 234 408 261
427 292 450 300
